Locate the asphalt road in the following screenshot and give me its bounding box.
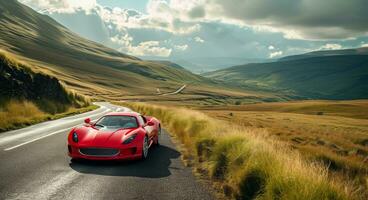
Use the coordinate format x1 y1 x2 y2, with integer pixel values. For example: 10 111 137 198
0 102 214 200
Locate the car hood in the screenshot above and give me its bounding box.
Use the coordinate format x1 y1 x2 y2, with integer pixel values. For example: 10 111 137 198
75 126 136 146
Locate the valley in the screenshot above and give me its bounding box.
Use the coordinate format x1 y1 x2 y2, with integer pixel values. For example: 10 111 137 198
0 0 367 199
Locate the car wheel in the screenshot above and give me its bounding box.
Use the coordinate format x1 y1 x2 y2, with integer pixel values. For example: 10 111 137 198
70 158 79 163
142 136 149 159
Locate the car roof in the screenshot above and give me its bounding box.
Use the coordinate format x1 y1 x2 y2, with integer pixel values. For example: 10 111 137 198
105 111 141 117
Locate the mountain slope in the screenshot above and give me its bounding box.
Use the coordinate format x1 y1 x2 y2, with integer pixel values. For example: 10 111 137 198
0 50 89 114
205 52 368 100
280 47 368 61
0 0 205 97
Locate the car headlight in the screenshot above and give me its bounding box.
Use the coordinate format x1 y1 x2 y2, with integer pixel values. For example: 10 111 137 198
123 133 137 144
72 132 78 143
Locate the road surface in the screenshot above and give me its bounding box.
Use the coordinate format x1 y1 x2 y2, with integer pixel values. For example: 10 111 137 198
0 102 214 200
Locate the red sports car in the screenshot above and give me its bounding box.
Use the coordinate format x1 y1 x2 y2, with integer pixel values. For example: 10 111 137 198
67 112 161 160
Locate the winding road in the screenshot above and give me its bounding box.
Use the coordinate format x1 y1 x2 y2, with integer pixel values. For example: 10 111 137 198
160 85 187 96
0 102 214 200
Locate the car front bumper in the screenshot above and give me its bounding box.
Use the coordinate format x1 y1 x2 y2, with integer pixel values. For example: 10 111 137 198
68 144 142 160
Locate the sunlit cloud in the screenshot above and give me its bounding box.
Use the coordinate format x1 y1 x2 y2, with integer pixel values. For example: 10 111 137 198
269 51 283 58
194 36 204 43
318 43 343 50
174 44 189 51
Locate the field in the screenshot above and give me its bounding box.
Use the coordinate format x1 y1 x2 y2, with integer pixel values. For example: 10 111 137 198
197 100 368 198
118 100 368 199
119 101 360 200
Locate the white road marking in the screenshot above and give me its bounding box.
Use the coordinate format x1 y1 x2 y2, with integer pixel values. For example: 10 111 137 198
4 127 72 151
0 107 111 146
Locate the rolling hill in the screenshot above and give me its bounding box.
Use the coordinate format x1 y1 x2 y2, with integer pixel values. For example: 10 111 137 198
280 47 368 61
0 0 211 99
0 50 89 112
204 49 368 100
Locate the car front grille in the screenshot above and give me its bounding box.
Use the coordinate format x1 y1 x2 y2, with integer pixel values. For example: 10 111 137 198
79 148 119 157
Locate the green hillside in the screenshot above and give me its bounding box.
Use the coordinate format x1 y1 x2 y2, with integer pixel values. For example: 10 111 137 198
0 0 207 98
204 54 368 99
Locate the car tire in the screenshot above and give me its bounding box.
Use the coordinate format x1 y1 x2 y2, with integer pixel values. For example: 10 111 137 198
142 135 149 160
70 158 79 163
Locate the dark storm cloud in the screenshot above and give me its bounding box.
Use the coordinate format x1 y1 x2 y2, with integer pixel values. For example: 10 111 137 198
188 6 205 19
212 0 368 39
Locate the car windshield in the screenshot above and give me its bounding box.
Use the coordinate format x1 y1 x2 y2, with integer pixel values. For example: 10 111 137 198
95 115 138 129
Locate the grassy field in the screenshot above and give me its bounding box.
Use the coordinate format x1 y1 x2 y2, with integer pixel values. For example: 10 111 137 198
197 100 368 198
118 101 356 200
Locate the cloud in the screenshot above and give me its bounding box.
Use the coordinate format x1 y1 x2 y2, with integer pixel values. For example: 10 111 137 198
188 5 205 19
318 43 343 50
208 0 368 40
20 0 97 13
194 36 204 43
21 0 201 35
174 44 189 51
21 0 368 40
110 34 172 57
361 43 368 48
19 0 368 61
269 51 283 58
127 41 172 57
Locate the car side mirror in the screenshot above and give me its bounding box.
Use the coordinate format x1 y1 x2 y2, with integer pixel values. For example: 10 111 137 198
84 118 91 124
147 121 154 126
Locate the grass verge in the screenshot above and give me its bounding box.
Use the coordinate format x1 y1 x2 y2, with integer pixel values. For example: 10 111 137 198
118 102 354 200
0 100 98 132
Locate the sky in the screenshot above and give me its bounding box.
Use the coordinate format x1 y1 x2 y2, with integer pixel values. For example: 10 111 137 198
96 0 148 13
19 0 368 71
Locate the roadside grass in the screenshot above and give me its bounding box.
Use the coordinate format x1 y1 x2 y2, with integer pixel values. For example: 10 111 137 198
198 100 368 198
0 100 98 132
118 102 353 200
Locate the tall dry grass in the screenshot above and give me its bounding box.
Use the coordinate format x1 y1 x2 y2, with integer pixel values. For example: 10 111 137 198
0 101 44 131
121 102 354 200
0 100 98 132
